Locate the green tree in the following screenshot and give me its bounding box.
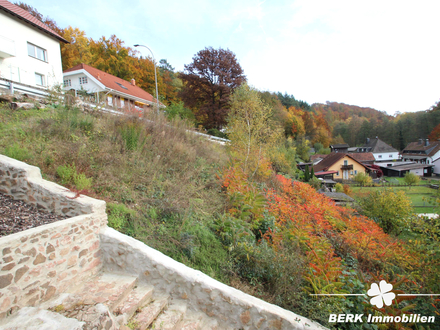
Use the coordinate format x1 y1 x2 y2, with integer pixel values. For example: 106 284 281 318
404 172 420 189
357 189 414 235
227 83 282 177
304 165 310 182
354 172 372 187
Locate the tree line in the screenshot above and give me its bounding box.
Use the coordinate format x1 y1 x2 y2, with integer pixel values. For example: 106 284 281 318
17 2 440 155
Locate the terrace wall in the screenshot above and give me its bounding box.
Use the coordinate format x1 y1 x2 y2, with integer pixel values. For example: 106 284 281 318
0 155 106 317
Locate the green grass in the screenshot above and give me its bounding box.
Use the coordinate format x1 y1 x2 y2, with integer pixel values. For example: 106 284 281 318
352 181 439 214
0 102 230 281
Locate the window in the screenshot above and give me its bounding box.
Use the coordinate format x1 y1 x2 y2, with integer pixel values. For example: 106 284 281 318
344 160 348 166
354 170 357 174
35 73 44 86
120 98 125 107
350 171 353 175
378 155 382 158
116 82 128 90
79 76 88 84
63 79 71 87
27 43 47 62
107 96 113 106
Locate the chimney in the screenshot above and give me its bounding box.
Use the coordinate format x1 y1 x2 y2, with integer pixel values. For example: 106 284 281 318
425 139 429 146
97 73 101 80
419 139 423 145
131 78 136 86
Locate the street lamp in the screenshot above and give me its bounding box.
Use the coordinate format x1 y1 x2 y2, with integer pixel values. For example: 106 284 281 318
134 44 160 114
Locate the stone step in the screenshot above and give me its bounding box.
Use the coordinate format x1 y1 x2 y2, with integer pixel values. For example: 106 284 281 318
114 284 154 325
131 295 169 330
63 272 138 312
42 273 139 312
149 301 187 330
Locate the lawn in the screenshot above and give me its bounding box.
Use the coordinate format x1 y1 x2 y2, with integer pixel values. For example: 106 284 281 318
352 178 439 214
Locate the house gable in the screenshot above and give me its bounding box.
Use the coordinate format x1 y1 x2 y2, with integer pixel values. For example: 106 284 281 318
63 64 159 107
314 153 367 180
0 1 65 90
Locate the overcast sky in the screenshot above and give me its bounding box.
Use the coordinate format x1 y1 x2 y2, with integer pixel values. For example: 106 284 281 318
22 0 440 115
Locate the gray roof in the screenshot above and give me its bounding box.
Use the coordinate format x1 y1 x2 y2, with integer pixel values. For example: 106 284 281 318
322 192 354 202
362 138 398 153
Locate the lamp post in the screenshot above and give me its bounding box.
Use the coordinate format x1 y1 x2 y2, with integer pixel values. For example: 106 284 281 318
134 44 160 114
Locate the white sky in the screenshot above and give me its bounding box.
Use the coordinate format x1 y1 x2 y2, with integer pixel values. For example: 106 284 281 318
22 0 440 115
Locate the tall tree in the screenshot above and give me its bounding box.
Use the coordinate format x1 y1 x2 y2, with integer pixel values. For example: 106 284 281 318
227 83 282 177
180 47 246 129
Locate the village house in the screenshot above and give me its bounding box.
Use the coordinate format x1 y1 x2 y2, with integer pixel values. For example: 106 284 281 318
400 139 440 175
357 137 400 166
330 143 349 153
0 0 67 96
63 63 162 113
313 153 368 181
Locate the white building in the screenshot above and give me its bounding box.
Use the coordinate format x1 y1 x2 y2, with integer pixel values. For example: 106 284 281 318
401 139 440 174
63 63 161 112
357 137 400 166
0 0 67 95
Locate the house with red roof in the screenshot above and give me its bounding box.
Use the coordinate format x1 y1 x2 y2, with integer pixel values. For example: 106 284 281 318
313 153 369 181
0 0 67 95
63 63 161 112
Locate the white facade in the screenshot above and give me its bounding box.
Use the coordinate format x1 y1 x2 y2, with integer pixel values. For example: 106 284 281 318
373 151 400 162
0 11 63 88
63 70 104 94
432 158 440 175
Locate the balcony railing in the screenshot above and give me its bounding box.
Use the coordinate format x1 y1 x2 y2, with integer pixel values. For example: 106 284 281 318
341 164 353 170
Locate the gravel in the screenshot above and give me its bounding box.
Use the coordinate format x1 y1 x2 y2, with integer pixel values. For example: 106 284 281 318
0 192 67 237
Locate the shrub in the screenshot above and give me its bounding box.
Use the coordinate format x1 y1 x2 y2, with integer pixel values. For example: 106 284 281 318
107 203 135 230
334 183 343 193
73 173 93 190
356 189 413 235
354 172 372 187
404 171 420 188
56 164 76 185
120 122 143 151
3 144 32 162
56 164 92 190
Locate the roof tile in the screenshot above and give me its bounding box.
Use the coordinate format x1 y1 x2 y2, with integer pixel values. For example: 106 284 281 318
0 0 67 43
64 63 157 104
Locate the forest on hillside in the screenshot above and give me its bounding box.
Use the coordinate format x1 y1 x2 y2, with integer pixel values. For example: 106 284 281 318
16 2 440 154
4 3 440 329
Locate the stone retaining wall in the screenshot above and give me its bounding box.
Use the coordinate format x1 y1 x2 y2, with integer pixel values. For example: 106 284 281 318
101 228 326 330
0 155 107 318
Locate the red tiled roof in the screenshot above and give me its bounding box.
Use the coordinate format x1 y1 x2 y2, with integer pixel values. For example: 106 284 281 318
0 0 67 43
349 152 375 163
64 63 157 104
313 153 367 173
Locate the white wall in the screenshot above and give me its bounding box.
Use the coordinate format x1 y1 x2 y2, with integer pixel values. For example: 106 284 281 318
0 12 63 88
409 168 424 176
63 72 103 94
374 152 400 162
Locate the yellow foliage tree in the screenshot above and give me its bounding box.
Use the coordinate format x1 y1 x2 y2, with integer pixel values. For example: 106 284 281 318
227 83 283 178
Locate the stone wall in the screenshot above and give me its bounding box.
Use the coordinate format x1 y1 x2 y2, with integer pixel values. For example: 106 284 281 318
0 155 107 317
101 228 326 330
